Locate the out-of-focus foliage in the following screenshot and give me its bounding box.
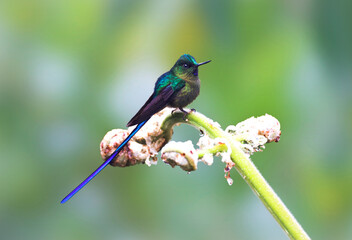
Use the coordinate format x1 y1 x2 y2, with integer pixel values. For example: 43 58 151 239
0 0 351 239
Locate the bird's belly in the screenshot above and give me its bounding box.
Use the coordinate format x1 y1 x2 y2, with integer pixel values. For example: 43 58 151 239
169 84 199 108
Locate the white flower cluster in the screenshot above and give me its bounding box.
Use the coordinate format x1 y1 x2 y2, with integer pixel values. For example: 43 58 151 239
225 114 281 156
160 135 235 185
161 140 198 171
100 108 173 167
197 135 232 165
100 128 151 167
159 114 281 185
128 108 174 155
100 109 281 186
197 134 235 185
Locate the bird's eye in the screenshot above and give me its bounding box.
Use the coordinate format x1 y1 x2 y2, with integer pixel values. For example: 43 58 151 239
183 63 189 68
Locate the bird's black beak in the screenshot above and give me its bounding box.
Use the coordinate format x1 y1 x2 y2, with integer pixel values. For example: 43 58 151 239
197 60 211 67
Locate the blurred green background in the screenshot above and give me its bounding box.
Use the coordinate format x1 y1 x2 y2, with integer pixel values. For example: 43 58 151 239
1 0 351 239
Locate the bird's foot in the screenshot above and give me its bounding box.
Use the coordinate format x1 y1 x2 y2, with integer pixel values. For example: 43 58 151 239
179 108 196 121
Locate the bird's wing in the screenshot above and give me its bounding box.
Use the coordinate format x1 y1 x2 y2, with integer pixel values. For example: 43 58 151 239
127 84 179 127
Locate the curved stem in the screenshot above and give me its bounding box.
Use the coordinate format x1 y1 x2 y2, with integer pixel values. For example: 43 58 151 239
197 143 228 158
162 110 310 240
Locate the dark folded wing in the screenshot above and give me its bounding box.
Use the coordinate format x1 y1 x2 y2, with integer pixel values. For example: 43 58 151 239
126 85 176 127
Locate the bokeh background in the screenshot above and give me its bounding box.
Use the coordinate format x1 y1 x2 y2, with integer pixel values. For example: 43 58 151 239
1 0 351 239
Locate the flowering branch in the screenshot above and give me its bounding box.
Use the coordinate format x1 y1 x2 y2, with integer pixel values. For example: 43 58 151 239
100 108 310 240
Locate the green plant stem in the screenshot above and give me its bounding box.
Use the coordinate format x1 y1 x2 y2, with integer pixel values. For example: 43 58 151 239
162 110 310 240
197 143 228 158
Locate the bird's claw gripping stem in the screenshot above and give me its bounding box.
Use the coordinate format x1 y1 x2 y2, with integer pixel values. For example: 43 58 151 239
179 108 196 121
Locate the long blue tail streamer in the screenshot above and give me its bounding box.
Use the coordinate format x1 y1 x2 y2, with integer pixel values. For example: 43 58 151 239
61 120 148 204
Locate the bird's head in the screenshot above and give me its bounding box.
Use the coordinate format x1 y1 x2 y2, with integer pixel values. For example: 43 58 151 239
171 54 211 81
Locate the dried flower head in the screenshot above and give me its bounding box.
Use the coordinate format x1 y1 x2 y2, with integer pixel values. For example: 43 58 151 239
197 135 232 164
225 114 281 156
100 108 174 167
99 109 281 188
161 141 198 171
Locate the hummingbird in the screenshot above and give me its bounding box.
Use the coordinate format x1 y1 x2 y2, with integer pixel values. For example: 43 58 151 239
61 54 211 203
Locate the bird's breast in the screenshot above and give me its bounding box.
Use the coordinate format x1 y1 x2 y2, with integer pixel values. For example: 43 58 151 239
169 81 200 108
